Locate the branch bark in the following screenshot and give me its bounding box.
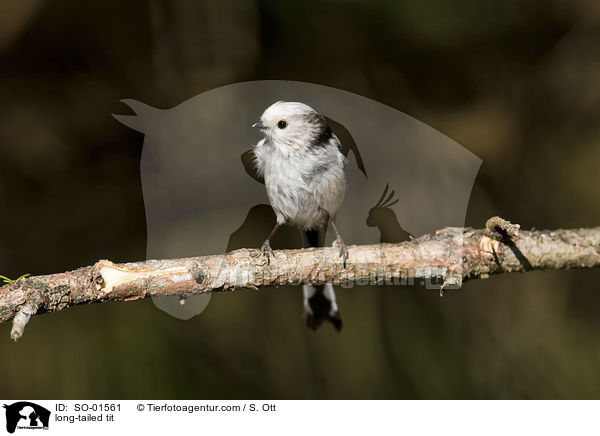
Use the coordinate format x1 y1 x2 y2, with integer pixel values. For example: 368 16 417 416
2 217 600 340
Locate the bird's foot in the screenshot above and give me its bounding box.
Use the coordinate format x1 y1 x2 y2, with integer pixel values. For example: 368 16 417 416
261 239 274 265
332 236 349 268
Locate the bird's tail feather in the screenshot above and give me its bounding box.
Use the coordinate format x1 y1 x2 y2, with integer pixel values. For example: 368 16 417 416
301 229 342 332
303 284 342 332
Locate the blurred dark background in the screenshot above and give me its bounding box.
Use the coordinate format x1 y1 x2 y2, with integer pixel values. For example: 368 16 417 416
1 0 600 399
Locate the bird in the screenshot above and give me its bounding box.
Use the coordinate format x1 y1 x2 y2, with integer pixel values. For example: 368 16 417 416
252 101 348 330
366 183 413 243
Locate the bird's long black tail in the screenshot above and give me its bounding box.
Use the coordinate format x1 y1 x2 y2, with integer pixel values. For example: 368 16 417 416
302 228 342 332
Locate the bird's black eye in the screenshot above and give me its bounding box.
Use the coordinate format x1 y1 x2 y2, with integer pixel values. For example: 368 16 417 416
277 120 287 129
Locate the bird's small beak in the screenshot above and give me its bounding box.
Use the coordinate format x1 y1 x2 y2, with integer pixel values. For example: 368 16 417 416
252 120 265 129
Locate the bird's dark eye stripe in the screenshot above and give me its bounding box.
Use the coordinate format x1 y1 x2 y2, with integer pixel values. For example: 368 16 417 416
309 124 332 148
277 120 287 129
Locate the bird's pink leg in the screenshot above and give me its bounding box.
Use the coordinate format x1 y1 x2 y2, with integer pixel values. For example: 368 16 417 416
261 223 280 264
330 220 349 267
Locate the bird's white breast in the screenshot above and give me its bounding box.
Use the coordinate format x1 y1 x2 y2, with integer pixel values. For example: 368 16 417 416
254 139 345 229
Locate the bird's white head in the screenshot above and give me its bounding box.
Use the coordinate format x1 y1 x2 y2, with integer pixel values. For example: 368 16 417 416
253 101 331 149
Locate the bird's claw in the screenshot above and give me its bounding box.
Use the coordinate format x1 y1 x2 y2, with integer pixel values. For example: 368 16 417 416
261 240 274 265
333 237 349 268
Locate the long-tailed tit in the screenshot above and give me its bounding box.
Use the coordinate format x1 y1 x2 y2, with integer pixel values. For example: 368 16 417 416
252 101 348 330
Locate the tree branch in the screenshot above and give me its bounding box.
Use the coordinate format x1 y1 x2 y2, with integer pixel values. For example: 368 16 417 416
2 217 600 340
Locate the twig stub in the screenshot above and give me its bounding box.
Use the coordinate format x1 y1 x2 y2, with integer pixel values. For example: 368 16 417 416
485 216 520 240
